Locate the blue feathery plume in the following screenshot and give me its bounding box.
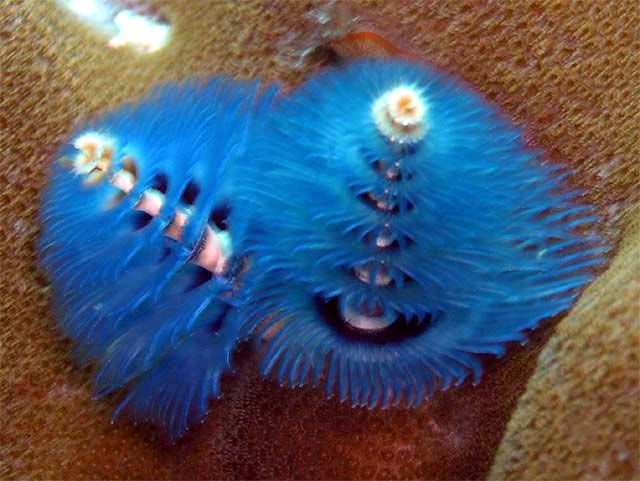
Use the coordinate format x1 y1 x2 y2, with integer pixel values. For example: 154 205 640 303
231 59 606 408
39 77 276 441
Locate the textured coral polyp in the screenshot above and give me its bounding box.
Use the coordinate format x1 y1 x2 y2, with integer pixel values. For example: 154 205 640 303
2 0 638 479
490 206 640 480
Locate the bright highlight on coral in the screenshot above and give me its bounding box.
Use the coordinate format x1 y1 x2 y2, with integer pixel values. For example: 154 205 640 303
108 9 171 53
59 0 171 53
372 84 428 143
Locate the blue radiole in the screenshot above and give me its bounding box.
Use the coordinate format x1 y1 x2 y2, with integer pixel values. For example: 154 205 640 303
232 59 605 408
39 77 276 441
39 59 604 441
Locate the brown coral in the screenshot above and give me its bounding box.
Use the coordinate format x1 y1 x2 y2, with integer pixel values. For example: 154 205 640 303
1 0 638 480
490 206 640 481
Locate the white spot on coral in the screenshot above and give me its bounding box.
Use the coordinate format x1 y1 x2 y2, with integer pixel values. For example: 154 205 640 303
65 0 112 20
108 9 170 53
58 0 170 53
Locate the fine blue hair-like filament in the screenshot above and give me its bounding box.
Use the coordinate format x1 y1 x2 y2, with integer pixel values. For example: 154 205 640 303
39 77 277 441
232 58 605 408
39 56 606 436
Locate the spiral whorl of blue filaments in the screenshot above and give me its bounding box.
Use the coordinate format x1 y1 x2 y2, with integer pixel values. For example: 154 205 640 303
232 59 605 408
39 77 276 441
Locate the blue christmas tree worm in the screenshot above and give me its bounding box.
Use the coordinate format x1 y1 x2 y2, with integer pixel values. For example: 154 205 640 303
232 58 605 408
39 77 276 441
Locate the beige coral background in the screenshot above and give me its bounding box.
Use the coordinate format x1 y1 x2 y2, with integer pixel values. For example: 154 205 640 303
489 205 640 480
0 0 638 479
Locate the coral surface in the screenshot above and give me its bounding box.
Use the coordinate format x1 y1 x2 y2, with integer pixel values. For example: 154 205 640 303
489 206 640 480
1 0 638 480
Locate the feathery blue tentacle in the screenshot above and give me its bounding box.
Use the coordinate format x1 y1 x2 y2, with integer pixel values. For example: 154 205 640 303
39 77 277 440
232 59 605 407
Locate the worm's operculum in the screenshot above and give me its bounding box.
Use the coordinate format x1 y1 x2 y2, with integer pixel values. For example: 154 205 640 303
372 85 428 144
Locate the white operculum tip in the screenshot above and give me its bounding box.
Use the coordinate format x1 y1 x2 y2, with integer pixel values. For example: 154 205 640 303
372 85 428 144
